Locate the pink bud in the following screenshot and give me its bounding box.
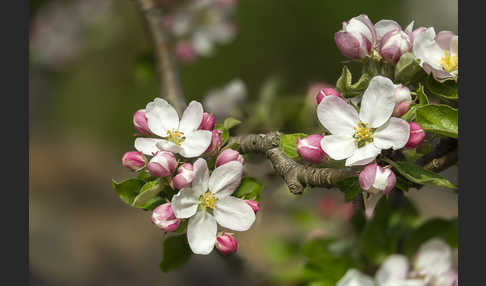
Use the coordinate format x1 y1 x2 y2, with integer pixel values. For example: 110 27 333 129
379 29 412 63
152 203 181 232
175 41 197 63
406 122 425 148
359 163 396 195
198 112 215 130
204 129 222 156
245 200 259 212
409 26 426 45
392 85 412 117
122 151 147 171
147 151 177 177
172 163 195 189
215 233 238 255
133 109 150 135
316 87 342 105
334 15 376 59
215 149 244 167
297 134 328 164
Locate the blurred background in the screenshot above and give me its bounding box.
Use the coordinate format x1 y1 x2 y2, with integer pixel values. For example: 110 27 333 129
29 0 458 285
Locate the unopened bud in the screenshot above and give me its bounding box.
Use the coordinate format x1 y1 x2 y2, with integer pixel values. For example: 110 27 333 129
122 151 147 171
392 85 412 117
216 149 244 167
204 129 222 156
379 29 412 63
297 134 328 164
406 122 425 148
152 203 181 232
245 200 259 212
215 233 238 255
334 14 376 59
198 112 215 130
172 163 195 189
316 87 342 105
175 41 197 63
147 151 177 177
359 163 396 195
133 109 150 135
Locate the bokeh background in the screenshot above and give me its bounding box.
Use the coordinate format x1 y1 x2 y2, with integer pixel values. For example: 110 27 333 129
29 0 458 285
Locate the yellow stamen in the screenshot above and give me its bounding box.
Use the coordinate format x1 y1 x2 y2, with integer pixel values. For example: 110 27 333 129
200 191 218 209
353 122 374 147
440 50 458 73
166 130 185 146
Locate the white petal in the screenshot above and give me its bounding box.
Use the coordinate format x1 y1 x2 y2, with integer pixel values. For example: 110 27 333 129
208 161 243 198
347 16 374 43
155 139 183 154
413 27 443 70
414 238 452 277
450 35 458 55
145 98 180 137
345 143 381 166
337 269 375 286
213 196 256 231
375 19 402 41
187 210 217 255
359 76 396 128
317 96 360 136
134 137 164 156
373 117 410 150
375 255 409 284
179 130 213 158
191 158 210 197
171 188 200 219
178 101 204 134
372 167 392 191
321 135 357 160
405 21 414 33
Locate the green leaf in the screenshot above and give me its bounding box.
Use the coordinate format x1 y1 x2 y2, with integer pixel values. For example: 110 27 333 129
416 84 429 105
336 66 352 94
160 235 193 272
280 133 307 159
425 76 458 100
215 124 229 146
416 104 458 138
336 177 362 202
349 72 370 92
223 117 242 130
233 177 263 201
137 170 155 182
335 66 370 97
112 178 144 205
394 53 427 84
403 218 458 256
132 179 163 208
384 159 457 190
140 196 165 211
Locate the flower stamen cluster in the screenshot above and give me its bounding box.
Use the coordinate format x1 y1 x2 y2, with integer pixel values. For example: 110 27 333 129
200 190 218 210
353 122 374 147
166 129 185 146
440 50 458 74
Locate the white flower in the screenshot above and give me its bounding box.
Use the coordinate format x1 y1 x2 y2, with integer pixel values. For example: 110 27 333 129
413 238 453 279
337 269 375 286
413 27 458 81
203 78 247 121
171 158 256 254
134 98 212 158
375 255 427 286
318 76 410 166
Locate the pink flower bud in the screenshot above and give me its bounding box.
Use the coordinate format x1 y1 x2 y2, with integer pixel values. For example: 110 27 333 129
245 200 259 212
198 112 215 130
175 41 197 63
379 29 412 63
215 233 238 255
334 14 376 59
405 122 426 148
147 151 177 177
151 203 181 232
133 109 150 135
204 129 222 156
409 26 426 45
297 134 328 164
172 163 195 189
215 149 244 167
122 151 147 171
392 85 412 117
316 87 342 105
359 163 396 195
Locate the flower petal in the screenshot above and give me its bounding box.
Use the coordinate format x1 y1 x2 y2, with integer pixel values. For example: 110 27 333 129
435 30 456 51
155 139 183 154
373 117 410 150
337 269 375 286
321 135 357 160
145 98 180 137
179 130 213 158
359 163 377 191
213 196 256 231
345 143 381 166
179 101 204 134
134 137 164 156
187 210 217 255
317 96 359 136
374 19 402 41
171 188 200 219
413 27 444 70
359 76 396 128
375 255 409 284
191 158 210 197
208 161 243 198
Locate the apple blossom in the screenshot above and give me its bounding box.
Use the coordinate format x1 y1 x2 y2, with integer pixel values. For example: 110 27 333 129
175 41 197 63
171 158 256 255
334 14 376 59
216 148 244 167
205 129 222 156
375 255 427 286
406 122 426 148
296 134 328 164
134 99 212 158
172 163 195 190
204 78 247 121
392 84 412 117
133 109 150 135
215 232 238 255
413 28 458 80
337 269 375 286
318 76 410 166
413 238 453 279
359 163 396 195
147 151 177 178
316 87 342 105
152 203 181 232
245 200 259 212
122 151 147 171
374 19 413 63
198 112 215 130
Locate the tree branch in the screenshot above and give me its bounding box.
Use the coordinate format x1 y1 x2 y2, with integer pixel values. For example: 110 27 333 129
132 0 187 113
